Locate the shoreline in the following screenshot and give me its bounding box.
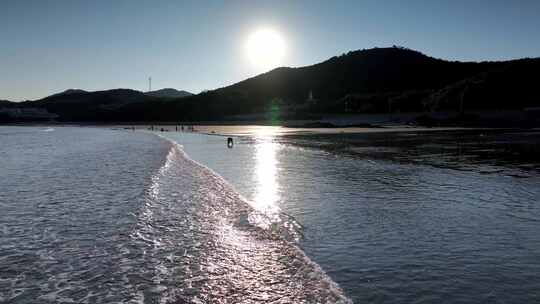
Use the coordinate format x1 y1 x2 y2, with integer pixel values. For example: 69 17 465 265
1 122 528 137
142 125 540 173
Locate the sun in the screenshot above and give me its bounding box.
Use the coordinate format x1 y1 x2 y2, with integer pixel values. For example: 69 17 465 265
246 28 286 71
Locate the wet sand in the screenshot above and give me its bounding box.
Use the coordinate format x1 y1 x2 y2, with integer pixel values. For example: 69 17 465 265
175 125 540 174
128 124 501 137
192 125 474 136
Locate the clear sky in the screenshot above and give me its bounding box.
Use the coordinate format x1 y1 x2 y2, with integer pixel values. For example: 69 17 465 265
1 0 540 101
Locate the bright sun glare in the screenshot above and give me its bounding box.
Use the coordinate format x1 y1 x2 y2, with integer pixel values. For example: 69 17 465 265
246 28 286 71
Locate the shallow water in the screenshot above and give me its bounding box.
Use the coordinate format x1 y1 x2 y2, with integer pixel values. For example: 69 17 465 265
2 126 540 303
0 127 348 303
162 131 540 303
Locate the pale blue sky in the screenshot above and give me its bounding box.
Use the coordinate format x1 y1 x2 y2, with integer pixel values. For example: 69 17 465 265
1 0 539 101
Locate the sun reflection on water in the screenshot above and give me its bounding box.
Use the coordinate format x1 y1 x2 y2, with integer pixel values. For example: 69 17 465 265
242 136 281 229
243 135 304 242
252 137 281 220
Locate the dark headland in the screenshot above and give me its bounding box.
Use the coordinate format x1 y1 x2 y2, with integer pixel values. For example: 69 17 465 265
1 46 539 128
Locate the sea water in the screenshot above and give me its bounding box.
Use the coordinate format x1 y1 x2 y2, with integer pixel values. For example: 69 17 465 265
0 126 348 303
161 131 540 303
2 126 540 303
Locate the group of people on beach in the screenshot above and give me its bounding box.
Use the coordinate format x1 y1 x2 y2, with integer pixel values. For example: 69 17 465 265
145 125 196 132
130 124 234 148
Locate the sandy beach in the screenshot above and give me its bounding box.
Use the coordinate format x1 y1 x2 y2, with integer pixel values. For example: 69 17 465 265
109 123 503 137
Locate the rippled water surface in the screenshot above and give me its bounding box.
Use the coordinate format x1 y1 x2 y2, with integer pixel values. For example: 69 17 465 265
161 130 540 303
0 127 348 303
2 126 540 303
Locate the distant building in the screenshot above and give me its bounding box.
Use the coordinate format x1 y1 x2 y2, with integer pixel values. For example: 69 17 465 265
0 107 58 120
524 107 540 120
340 94 377 113
306 90 318 106
524 107 540 112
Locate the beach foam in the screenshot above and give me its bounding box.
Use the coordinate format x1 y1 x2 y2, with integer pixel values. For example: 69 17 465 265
131 135 352 303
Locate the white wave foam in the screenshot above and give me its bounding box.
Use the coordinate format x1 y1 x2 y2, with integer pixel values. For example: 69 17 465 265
144 133 353 303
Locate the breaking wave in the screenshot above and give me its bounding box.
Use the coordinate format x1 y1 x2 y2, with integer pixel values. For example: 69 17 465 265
127 138 352 303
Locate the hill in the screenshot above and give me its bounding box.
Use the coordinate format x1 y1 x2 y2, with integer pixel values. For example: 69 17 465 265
6 47 540 123
22 89 156 121
425 58 540 112
48 89 88 98
0 100 14 107
119 47 507 121
145 88 193 99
